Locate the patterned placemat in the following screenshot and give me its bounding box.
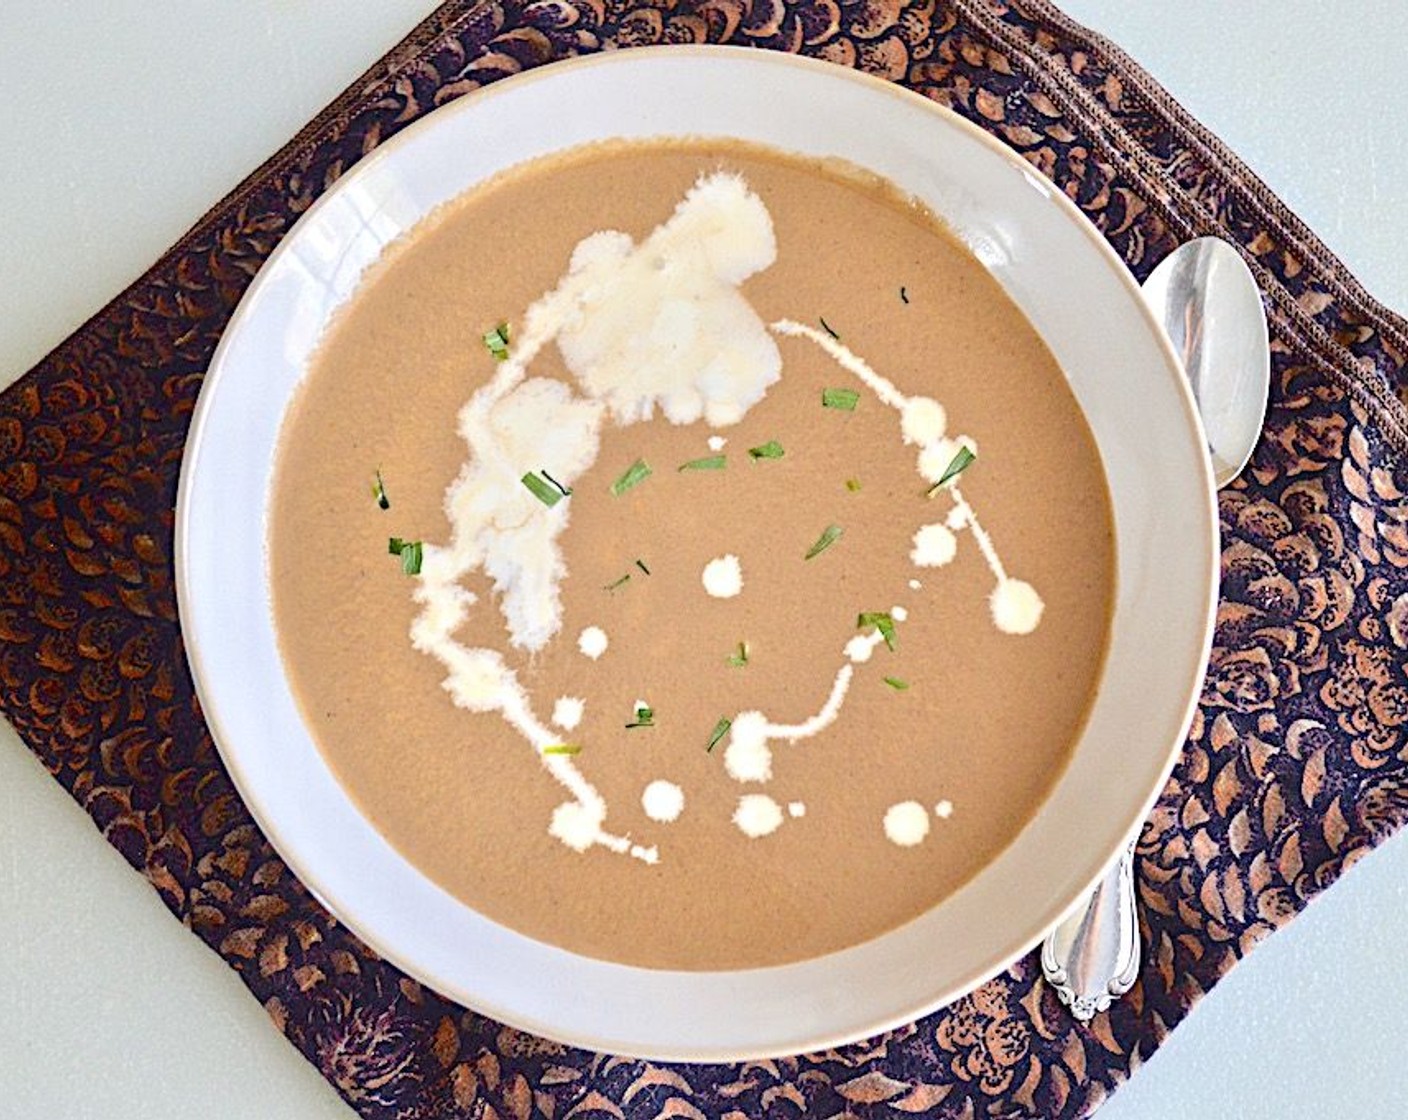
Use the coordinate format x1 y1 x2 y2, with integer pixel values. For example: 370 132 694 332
5 1 1408 1116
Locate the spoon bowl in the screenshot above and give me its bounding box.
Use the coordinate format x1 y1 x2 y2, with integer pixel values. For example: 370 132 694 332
1143 237 1270 487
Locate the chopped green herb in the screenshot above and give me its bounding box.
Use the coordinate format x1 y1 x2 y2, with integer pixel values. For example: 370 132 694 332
541 743 581 756
625 706 655 729
857 610 897 652
726 641 749 668
747 440 785 460
371 469 390 510
900 286 910 305
610 458 653 496
483 322 510 361
604 573 632 592
804 524 844 560
822 387 860 411
388 538 423 576
541 469 573 497
884 676 910 691
706 715 732 753
634 558 651 576
678 454 727 472
819 316 840 340
925 446 977 497
521 471 564 508
845 478 862 493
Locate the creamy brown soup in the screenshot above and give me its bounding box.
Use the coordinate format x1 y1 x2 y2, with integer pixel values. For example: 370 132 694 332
268 140 1115 970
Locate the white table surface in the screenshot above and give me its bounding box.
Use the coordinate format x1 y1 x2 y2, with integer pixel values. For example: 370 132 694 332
2 3 1406 1116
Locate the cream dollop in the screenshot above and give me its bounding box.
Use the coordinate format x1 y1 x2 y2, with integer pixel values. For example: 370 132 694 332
551 800 606 852
556 173 781 428
702 554 743 599
918 436 977 485
723 711 772 783
444 377 603 653
577 626 608 659
883 801 931 847
991 579 1045 635
844 634 878 663
551 696 584 731
900 396 947 446
642 780 685 823
911 523 958 568
733 794 785 838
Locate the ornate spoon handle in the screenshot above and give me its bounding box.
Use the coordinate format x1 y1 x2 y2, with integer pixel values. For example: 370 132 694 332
1039 842 1140 1021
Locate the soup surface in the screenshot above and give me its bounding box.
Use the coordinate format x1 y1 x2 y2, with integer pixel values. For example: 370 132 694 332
269 140 1115 969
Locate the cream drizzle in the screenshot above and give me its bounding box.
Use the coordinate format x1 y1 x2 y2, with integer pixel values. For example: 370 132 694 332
723 658 857 784
409 177 1045 862
712 323 1048 837
412 173 780 864
770 319 1044 637
724 613 903 784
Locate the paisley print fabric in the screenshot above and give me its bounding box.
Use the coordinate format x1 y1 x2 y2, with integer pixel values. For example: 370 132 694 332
4 1 1408 1117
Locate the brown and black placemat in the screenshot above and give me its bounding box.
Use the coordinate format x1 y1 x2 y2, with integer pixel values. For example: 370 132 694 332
5 2 1408 1116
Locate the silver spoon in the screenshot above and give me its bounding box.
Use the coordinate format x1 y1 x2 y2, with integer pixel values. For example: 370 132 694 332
1039 237 1269 1021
